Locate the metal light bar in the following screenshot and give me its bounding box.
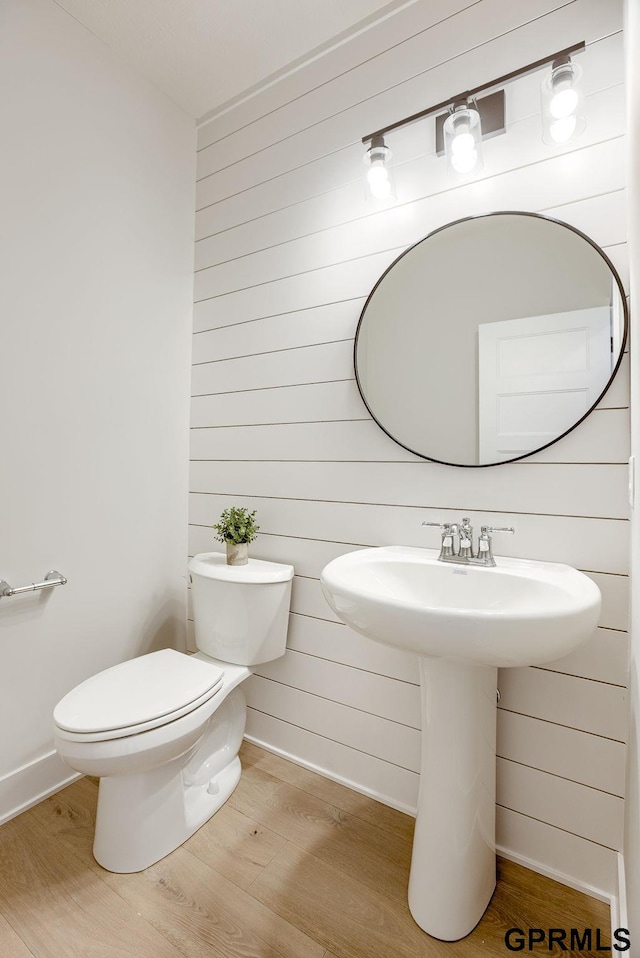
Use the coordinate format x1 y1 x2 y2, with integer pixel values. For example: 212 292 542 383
361 41 585 144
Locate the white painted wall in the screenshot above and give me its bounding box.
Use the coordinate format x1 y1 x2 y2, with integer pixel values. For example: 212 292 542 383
624 0 639 936
0 0 195 820
190 0 628 899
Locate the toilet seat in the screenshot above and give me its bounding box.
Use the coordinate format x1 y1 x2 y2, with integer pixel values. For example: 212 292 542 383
53 649 224 742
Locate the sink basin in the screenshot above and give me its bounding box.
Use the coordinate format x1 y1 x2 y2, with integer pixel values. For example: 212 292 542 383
320 545 601 667
320 545 601 942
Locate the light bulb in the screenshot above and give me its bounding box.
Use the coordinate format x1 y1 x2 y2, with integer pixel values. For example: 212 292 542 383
550 87 579 119
367 163 391 199
451 131 475 155
367 161 387 186
450 126 478 173
541 57 585 146
443 103 483 178
549 115 577 144
362 136 396 203
451 149 478 174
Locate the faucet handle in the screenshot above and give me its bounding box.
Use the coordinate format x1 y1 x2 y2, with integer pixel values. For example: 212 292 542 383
422 521 457 536
477 525 514 566
422 521 455 558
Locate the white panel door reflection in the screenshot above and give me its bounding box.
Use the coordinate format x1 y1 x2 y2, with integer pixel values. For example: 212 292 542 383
478 306 612 462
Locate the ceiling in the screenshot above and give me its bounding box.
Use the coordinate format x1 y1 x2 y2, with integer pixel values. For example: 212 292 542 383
53 0 416 121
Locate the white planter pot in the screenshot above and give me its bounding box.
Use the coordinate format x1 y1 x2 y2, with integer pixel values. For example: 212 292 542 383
226 541 248 566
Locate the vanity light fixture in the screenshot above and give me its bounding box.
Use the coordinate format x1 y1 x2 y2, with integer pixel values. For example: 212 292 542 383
540 55 586 145
363 134 396 202
443 100 483 177
361 40 585 198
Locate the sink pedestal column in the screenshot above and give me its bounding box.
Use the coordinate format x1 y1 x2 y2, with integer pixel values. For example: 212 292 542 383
408 657 498 941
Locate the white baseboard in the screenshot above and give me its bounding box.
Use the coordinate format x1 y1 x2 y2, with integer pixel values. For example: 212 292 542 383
0 750 81 826
243 733 418 816
611 852 629 942
497 847 629 944
495 844 611 905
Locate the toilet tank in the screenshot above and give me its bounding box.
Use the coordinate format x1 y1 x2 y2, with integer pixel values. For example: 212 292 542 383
188 553 294 666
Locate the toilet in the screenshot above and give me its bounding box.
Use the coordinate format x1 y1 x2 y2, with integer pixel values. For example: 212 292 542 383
53 552 293 873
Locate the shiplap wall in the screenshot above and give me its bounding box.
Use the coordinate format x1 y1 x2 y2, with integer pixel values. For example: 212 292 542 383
189 0 628 898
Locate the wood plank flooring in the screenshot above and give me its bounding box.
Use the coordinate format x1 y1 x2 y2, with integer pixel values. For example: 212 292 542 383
0 742 610 957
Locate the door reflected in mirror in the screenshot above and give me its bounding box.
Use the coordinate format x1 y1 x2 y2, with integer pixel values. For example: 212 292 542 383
354 212 627 467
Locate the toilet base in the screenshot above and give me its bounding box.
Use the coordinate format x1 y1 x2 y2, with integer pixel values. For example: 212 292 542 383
92 688 246 873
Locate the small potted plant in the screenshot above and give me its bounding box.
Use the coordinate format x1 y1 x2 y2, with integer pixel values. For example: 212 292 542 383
213 506 260 566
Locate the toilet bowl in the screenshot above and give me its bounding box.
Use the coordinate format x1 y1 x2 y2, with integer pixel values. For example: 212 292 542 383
53 553 293 873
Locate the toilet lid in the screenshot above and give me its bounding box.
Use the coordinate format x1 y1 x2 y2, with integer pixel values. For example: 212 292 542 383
53 649 224 735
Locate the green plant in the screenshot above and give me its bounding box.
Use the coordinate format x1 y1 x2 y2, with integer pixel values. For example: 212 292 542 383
213 506 260 545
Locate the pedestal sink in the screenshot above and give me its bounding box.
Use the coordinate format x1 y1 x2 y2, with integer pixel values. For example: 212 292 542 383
320 546 601 941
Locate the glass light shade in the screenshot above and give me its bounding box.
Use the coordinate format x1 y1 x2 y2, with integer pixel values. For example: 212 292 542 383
363 137 397 203
541 59 586 146
443 105 483 178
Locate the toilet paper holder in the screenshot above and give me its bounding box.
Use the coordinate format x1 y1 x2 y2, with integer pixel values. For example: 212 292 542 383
0 570 67 599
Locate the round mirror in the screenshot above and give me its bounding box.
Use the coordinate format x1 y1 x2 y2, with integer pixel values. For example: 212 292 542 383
354 212 627 467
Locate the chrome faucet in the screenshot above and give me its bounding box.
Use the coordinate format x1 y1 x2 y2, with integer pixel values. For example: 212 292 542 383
422 518 514 567
459 517 473 558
